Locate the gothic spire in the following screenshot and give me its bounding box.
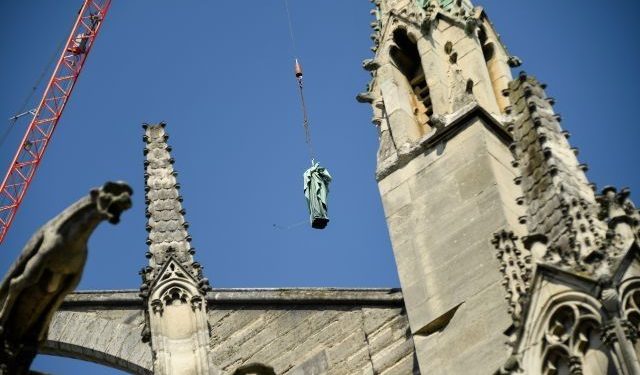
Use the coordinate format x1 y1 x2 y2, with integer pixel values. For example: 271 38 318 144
507 73 607 266
139 123 215 373
140 123 209 295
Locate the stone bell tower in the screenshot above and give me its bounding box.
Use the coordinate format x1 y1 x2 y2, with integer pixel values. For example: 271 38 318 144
358 0 525 373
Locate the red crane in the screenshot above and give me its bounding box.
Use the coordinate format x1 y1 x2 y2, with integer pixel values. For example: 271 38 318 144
0 0 112 244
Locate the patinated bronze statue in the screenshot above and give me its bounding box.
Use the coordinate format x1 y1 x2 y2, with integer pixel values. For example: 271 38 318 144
303 162 332 229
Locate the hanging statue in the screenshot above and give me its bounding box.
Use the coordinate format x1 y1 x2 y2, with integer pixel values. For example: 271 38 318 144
303 161 332 229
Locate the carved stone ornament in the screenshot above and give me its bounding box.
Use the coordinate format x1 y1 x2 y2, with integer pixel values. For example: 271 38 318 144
621 285 640 342
190 295 203 312
492 230 531 326
539 302 602 375
151 299 164 316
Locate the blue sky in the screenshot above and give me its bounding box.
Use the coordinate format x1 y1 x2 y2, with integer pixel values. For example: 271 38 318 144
1 1 639 373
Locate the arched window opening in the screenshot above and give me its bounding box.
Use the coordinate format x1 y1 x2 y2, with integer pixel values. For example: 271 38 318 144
477 26 495 63
478 23 509 112
537 301 612 375
542 348 571 375
233 363 276 375
621 285 640 356
390 28 432 134
581 325 614 375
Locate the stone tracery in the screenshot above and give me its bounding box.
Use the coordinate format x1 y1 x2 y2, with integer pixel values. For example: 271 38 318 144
539 301 605 375
622 286 640 330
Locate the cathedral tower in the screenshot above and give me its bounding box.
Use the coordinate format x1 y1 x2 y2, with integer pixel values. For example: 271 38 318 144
359 0 524 373
361 1 640 374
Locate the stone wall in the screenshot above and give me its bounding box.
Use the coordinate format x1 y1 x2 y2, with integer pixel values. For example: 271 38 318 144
207 289 418 375
43 289 418 375
377 108 524 374
42 291 153 374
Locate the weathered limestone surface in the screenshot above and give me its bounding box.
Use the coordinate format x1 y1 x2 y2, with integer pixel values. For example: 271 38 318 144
209 289 419 375
378 110 523 374
428 16 500 114
491 73 640 374
42 291 152 374
43 289 418 375
361 0 528 372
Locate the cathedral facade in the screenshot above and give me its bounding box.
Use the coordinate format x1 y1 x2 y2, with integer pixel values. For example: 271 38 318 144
25 0 640 374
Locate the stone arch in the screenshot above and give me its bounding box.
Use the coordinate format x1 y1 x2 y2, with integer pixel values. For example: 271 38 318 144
524 291 611 375
619 277 640 356
40 310 153 374
619 277 640 324
152 278 198 301
40 341 151 375
233 363 276 375
388 25 433 136
147 261 214 374
529 292 604 336
540 344 571 375
149 270 204 315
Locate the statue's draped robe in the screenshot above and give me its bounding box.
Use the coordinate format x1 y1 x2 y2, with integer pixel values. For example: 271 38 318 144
303 162 332 229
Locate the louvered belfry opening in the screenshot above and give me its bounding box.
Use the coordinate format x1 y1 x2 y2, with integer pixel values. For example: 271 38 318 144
390 28 433 135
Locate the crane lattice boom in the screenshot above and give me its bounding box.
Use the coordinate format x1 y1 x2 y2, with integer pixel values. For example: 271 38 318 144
0 0 112 244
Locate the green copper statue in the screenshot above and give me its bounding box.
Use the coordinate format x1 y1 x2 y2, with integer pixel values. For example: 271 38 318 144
303 162 332 229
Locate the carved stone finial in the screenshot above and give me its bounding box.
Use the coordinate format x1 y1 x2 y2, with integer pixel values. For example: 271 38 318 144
507 56 522 68
492 231 531 326
362 58 381 71
356 91 376 103
143 123 199 276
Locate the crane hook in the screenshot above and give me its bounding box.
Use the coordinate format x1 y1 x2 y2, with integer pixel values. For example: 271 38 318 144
294 58 303 79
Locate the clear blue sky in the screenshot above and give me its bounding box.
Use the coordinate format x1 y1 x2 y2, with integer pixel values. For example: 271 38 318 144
1 1 639 373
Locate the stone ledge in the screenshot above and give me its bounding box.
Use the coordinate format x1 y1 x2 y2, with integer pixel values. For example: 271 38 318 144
208 288 404 305
63 288 404 307
376 103 513 181
62 290 142 307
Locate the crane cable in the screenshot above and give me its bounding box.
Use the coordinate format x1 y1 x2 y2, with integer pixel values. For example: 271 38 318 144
295 62 316 163
284 0 316 164
0 25 70 149
283 0 297 56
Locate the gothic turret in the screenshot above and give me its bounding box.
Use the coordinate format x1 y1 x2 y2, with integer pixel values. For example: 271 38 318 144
490 74 640 375
360 0 526 373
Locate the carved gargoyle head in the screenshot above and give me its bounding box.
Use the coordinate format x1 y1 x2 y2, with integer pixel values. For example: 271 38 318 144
90 181 133 224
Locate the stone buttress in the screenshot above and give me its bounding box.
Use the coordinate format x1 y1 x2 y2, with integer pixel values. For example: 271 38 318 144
490 74 640 374
359 0 525 373
140 123 218 375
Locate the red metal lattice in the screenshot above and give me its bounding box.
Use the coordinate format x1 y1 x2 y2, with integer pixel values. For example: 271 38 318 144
0 0 112 244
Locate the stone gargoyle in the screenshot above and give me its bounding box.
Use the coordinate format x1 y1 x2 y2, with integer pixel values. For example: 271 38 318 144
0 181 133 374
